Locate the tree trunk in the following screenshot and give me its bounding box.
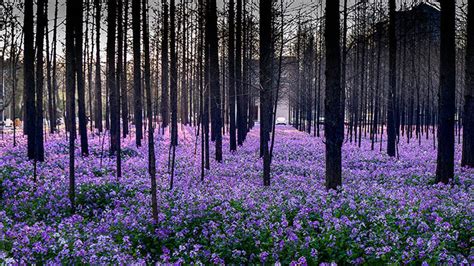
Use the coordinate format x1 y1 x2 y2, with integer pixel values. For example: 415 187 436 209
207 0 222 162
462 0 474 167
46 2 54 135
24 0 36 160
66 0 77 213
170 0 178 146
228 0 237 151
161 0 169 132
133 0 143 146
324 0 343 190
94 0 103 132
436 0 456 183
236 0 244 145
76 0 89 156
260 0 272 186
387 0 397 157
35 0 47 162
122 0 130 137
52 0 59 134
108 0 121 178
142 0 158 221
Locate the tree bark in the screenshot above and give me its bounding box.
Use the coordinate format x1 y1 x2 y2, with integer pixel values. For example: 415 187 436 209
207 0 222 162
462 0 474 167
324 0 343 190
236 0 244 145
76 0 89 156
133 0 143 146
108 0 121 179
142 0 158 221
24 0 36 160
35 0 47 162
228 0 237 151
436 0 456 183
387 0 397 157
170 0 178 146
161 0 170 132
121 0 130 137
66 0 77 213
94 0 103 132
260 0 272 186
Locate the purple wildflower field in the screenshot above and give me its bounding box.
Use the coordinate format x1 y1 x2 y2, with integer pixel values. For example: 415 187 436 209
0 126 472 264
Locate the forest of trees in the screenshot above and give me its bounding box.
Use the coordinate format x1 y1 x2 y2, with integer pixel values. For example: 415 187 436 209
0 0 472 264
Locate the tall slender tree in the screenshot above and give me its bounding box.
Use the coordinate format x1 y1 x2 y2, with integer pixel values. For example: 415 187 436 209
462 0 474 167
260 0 272 186
35 0 47 162
76 0 89 156
236 0 244 145
51 0 59 134
24 0 36 160
121 0 130 137
108 0 121 179
143 0 158 222
170 0 178 146
324 0 343 190
387 0 397 157
46 1 54 135
207 0 222 162
169 0 178 190
161 0 169 132
133 0 143 146
436 0 456 184
228 0 237 151
94 0 103 133
66 0 77 213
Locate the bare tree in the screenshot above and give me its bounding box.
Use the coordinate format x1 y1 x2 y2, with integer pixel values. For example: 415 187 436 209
387 0 396 157
324 0 343 190
462 0 474 167
436 0 456 184
260 0 272 186
133 0 143 146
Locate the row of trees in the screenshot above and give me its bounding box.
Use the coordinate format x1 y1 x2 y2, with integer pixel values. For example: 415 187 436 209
0 0 471 220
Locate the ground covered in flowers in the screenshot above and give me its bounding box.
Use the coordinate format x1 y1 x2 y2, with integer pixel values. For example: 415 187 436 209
0 126 472 264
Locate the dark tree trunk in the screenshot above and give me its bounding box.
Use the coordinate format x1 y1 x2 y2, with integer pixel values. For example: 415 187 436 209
117 0 124 140
341 0 348 130
198 0 209 172
169 0 178 190
180 0 188 125
260 0 272 186
24 0 36 160
108 0 121 178
207 0 222 162
387 0 397 157
46 3 54 135
133 0 143 146
228 0 237 151
76 0 89 156
35 0 47 162
236 0 244 145
324 0 343 190
462 0 474 167
436 0 456 183
161 0 169 131
170 0 178 146
94 0 103 132
121 0 130 137
66 0 77 213
143 0 158 221
51 0 59 134
10 23 18 147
